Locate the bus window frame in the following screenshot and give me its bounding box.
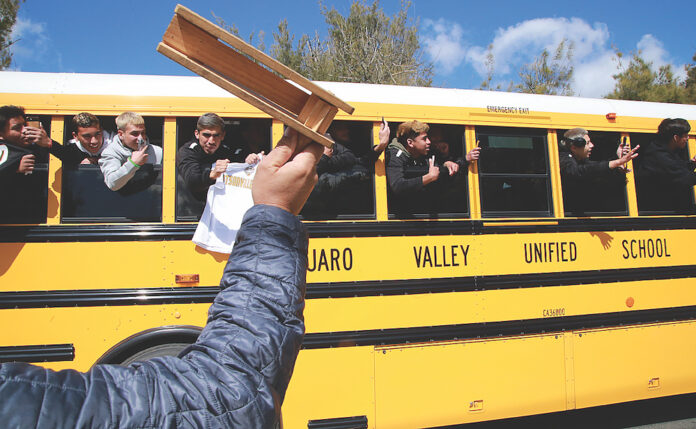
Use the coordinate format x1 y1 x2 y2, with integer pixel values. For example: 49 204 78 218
556 129 630 218
58 115 165 224
174 116 274 223
385 122 471 220
475 126 553 218
300 119 378 221
631 131 696 216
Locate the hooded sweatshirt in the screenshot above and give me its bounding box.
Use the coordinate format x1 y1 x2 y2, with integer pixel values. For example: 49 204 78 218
98 135 162 191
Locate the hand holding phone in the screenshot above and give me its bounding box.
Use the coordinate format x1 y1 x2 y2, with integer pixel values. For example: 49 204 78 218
378 117 390 147
25 115 41 129
617 136 630 158
131 139 149 166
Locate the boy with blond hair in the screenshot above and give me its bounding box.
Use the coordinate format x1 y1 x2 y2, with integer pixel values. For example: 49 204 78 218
99 112 162 190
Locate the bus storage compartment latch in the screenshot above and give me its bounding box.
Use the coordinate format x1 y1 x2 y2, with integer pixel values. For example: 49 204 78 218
469 399 484 412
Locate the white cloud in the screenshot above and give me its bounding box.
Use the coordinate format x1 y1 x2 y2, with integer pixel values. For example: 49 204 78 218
9 18 50 64
421 18 467 74
573 51 618 98
467 17 613 96
636 34 686 81
421 16 686 98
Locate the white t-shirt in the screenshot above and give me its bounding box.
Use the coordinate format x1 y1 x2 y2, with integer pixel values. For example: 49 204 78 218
192 161 259 254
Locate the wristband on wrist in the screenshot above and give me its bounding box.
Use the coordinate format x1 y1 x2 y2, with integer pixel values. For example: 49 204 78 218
128 157 141 168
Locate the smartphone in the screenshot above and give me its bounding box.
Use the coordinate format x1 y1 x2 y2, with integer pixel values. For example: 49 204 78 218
25 115 40 129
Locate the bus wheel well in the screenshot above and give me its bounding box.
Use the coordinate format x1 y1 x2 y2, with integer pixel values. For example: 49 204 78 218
94 325 202 366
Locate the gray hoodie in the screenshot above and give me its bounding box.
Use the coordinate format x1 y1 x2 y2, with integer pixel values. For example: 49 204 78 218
98 135 163 191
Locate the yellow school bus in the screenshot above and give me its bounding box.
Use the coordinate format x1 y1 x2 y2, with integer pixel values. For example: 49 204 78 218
1 71 696 428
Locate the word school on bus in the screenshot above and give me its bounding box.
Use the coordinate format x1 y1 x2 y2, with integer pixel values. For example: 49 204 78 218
622 238 671 259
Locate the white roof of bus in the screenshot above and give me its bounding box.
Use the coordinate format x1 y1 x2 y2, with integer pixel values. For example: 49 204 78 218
1 71 695 120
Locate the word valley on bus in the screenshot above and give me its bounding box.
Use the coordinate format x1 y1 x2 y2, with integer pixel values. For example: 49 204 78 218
413 244 470 268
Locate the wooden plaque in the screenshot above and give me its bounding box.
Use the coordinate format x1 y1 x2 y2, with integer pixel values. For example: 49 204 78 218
158 4 355 148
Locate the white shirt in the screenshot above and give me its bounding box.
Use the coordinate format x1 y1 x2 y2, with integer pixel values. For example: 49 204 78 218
192 161 260 254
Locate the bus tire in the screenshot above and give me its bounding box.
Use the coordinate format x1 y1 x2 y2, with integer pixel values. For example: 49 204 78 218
119 342 190 365
95 326 202 366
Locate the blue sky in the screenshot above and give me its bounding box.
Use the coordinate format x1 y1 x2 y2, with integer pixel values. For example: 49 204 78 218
8 0 696 98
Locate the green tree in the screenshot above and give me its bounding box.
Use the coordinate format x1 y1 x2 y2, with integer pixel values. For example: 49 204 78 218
313 0 432 85
479 39 574 95
606 51 688 103
217 0 432 86
515 39 574 95
0 0 21 70
479 44 500 91
684 52 696 103
270 19 303 72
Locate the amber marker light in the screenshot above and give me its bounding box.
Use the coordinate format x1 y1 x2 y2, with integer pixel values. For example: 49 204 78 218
175 274 200 284
626 297 635 308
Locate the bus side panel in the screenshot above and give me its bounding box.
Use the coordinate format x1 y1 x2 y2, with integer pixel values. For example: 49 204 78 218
374 335 566 428
0 240 227 291
573 321 696 409
282 347 376 429
0 304 210 371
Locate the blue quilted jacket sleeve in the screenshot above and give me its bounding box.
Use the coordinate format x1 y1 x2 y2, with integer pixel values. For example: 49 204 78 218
0 204 307 428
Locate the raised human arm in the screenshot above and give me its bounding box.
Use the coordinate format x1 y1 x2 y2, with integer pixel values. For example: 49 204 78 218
98 152 138 191
0 128 322 429
608 145 639 171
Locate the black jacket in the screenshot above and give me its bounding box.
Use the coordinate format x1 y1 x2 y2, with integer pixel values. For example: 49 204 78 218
316 142 358 175
0 204 307 428
558 147 626 215
431 146 468 171
385 139 451 215
0 141 48 223
637 140 696 213
176 139 237 201
49 141 92 165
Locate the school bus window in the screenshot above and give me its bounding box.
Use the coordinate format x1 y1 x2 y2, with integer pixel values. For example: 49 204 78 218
0 115 51 224
386 123 469 219
556 129 629 217
632 132 696 215
175 117 272 222
300 120 376 220
476 126 551 217
59 115 164 223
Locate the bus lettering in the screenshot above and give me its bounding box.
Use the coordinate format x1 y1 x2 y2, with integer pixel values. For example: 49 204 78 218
413 244 469 268
524 241 577 263
308 248 353 272
621 238 671 259
486 105 530 114
543 308 566 317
